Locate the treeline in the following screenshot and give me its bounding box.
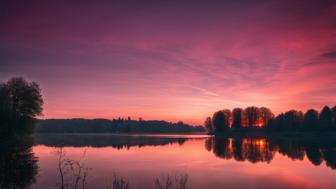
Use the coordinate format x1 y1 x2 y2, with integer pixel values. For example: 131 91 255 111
267 106 336 132
205 105 336 133
204 106 274 133
36 118 205 133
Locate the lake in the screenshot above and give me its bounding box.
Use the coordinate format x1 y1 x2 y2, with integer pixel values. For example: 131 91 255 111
1 134 336 189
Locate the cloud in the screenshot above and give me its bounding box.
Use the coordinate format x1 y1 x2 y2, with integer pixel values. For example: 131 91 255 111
1 0 336 124
321 51 336 59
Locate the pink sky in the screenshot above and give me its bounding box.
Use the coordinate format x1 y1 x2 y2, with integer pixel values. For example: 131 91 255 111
1 1 336 125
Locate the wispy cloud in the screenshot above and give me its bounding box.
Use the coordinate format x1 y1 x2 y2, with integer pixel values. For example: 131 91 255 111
1 0 336 124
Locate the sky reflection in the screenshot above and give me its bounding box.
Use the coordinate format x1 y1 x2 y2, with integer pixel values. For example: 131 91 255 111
29 135 336 189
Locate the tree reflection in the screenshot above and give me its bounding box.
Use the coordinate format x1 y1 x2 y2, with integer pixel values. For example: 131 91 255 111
275 138 305 160
323 148 336 169
206 136 336 170
244 138 274 163
0 136 38 189
208 137 274 163
232 138 244 161
305 145 323 166
34 134 198 150
213 137 232 159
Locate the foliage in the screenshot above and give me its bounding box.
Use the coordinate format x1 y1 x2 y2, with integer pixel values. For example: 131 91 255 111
212 111 227 133
232 108 243 129
259 107 274 127
332 106 336 127
245 106 260 127
204 117 213 133
206 104 336 134
303 109 319 131
0 77 43 135
319 106 333 130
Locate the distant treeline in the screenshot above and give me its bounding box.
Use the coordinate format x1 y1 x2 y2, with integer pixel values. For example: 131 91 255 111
205 105 336 133
36 118 205 133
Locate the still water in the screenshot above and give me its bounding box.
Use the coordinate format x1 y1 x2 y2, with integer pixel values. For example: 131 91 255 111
1 134 336 189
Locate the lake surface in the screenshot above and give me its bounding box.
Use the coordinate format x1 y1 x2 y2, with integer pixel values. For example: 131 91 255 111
1 134 336 189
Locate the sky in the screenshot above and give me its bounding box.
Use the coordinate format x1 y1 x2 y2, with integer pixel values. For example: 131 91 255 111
1 0 336 125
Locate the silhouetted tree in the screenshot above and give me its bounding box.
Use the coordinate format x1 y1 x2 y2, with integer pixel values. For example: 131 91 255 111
0 84 9 112
332 105 336 128
267 113 285 131
232 108 243 129
204 117 213 133
209 105 336 133
0 77 43 135
303 109 319 131
282 110 303 131
319 106 333 130
268 112 302 132
259 107 274 127
245 106 260 127
222 109 232 128
212 111 227 133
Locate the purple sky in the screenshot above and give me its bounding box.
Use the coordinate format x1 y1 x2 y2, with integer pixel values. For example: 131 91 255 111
1 0 336 124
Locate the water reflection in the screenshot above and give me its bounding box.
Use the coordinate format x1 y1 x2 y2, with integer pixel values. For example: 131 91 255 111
0 136 38 189
34 134 204 149
35 134 336 170
206 137 274 163
206 137 336 169
2 134 336 189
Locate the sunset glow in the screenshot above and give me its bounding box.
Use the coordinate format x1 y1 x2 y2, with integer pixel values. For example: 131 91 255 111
1 1 336 124
32 138 336 189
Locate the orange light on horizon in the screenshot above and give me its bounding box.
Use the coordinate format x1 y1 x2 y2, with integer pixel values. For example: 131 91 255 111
254 139 266 146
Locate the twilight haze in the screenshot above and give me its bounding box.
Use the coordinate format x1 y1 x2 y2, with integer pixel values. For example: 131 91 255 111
1 1 336 125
